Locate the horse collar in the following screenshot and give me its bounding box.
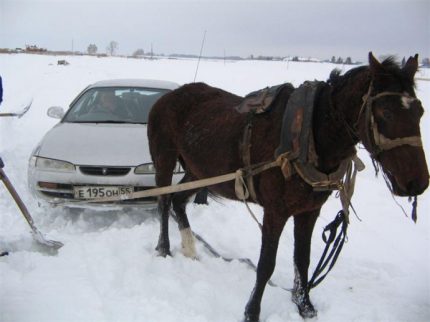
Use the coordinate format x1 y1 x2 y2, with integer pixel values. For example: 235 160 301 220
273 81 357 191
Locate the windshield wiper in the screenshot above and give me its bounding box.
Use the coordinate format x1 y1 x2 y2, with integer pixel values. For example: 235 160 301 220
66 120 145 124
98 120 146 124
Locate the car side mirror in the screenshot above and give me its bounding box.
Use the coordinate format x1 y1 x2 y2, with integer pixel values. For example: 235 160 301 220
47 106 65 119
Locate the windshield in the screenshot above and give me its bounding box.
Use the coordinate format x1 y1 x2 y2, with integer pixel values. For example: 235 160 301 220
63 86 170 123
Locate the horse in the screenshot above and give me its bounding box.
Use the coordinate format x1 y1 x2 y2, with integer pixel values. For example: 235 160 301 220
147 52 428 321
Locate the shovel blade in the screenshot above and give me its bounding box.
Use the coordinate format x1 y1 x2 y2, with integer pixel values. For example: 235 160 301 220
31 229 64 250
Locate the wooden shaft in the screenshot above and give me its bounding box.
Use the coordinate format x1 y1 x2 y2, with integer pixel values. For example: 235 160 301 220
0 168 35 227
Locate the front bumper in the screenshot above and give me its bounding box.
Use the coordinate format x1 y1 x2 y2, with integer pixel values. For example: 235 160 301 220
28 162 183 209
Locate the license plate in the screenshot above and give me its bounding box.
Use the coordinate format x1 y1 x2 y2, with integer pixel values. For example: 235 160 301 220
74 186 133 199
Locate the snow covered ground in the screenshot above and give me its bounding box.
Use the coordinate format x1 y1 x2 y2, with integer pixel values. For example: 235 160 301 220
0 53 429 322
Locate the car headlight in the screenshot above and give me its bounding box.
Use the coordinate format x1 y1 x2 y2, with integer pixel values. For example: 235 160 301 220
135 163 156 174
134 162 184 174
33 156 75 172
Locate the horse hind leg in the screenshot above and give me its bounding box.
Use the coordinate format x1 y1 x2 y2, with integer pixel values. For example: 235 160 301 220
156 194 172 257
153 151 178 257
172 172 200 259
292 209 320 318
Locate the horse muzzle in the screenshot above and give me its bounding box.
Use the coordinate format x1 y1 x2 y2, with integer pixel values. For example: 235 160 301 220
389 172 429 197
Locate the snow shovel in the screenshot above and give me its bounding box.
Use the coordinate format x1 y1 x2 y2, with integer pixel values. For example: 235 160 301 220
0 159 63 250
0 100 32 118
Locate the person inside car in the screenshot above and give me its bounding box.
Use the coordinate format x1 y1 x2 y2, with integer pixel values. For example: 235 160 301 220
91 90 130 118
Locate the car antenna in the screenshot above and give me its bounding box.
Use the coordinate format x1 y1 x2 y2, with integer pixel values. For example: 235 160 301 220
193 30 207 83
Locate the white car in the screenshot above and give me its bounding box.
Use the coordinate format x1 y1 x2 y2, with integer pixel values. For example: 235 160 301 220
28 79 184 210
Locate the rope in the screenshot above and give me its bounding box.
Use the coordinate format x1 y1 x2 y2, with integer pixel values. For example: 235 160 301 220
338 155 365 223
65 156 284 207
235 170 263 230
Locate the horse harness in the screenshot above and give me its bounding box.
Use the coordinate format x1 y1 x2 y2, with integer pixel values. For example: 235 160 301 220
238 81 365 221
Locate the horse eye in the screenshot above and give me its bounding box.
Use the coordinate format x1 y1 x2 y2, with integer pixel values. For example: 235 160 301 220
382 109 394 121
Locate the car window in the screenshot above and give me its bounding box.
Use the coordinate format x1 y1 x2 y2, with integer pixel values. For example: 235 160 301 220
63 87 170 123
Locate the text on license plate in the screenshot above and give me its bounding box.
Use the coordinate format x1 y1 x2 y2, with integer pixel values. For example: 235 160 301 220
74 186 133 199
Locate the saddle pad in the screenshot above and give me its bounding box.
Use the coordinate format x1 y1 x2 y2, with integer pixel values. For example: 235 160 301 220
235 83 293 114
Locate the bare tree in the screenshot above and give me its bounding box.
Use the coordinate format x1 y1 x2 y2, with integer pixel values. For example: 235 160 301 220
106 41 119 56
87 44 98 55
133 48 144 57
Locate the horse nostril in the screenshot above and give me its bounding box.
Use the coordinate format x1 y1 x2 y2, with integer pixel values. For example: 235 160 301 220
407 179 428 196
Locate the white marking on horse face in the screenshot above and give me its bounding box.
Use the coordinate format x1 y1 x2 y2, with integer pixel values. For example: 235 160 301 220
401 93 414 109
180 227 197 259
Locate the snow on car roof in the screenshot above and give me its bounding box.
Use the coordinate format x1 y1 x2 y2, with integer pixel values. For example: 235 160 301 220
88 79 180 90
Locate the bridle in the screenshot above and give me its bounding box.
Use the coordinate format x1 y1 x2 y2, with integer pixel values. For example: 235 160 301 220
356 82 423 157
352 81 423 220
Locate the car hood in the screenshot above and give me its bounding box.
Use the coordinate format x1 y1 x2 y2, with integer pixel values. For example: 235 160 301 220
36 123 151 166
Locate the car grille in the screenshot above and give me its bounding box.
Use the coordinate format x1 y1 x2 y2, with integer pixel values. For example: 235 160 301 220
79 166 131 176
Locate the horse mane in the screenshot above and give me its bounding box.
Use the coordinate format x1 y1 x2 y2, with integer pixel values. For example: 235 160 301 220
327 66 368 90
328 56 416 89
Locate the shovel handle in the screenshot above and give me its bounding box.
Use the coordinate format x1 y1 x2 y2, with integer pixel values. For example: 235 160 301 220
0 166 64 250
0 168 36 228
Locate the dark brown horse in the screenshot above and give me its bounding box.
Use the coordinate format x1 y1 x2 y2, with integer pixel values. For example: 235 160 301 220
147 53 428 321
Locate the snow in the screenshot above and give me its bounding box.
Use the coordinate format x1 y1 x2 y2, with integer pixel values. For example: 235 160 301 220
1 53 429 322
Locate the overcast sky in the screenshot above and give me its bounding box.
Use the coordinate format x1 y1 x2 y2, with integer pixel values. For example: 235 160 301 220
1 0 429 61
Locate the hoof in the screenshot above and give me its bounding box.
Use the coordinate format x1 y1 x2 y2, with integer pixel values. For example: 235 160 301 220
243 314 259 322
155 245 171 257
292 292 317 319
297 302 317 319
181 249 198 260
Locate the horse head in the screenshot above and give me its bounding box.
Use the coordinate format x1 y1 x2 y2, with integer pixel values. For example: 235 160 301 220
357 52 429 196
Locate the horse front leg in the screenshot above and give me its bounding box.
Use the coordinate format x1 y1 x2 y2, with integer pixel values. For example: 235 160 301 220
244 209 288 322
292 209 320 318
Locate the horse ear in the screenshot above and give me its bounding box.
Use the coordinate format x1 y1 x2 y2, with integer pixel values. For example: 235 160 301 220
403 54 419 80
368 52 383 75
